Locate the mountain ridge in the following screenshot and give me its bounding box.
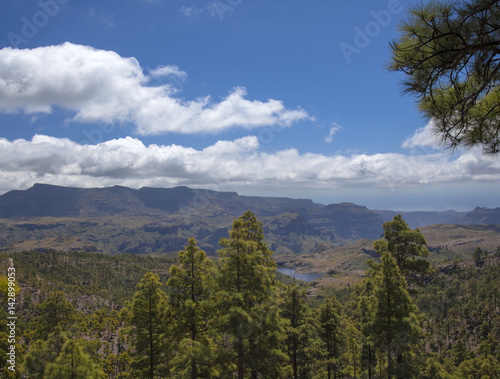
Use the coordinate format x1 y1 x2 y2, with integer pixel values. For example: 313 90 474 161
1 183 498 225
0 183 319 218
0 184 499 255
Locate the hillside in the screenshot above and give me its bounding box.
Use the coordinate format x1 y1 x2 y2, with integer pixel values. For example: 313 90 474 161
1 187 499 377
0 184 499 258
375 208 500 228
0 184 383 255
279 223 500 290
0 183 319 219
374 209 467 228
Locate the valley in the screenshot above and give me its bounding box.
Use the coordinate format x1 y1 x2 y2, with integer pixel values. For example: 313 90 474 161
1 184 499 290
1 184 499 377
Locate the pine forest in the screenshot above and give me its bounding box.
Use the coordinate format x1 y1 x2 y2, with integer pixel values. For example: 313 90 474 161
1 211 499 378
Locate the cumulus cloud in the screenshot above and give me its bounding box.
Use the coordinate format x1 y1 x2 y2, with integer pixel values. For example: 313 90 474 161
0 43 311 135
402 120 443 150
1 135 500 195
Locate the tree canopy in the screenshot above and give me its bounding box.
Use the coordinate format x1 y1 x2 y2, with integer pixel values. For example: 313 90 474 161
4 213 500 377
124 272 168 378
217 211 289 378
369 252 423 378
374 215 432 280
167 238 216 378
390 0 500 154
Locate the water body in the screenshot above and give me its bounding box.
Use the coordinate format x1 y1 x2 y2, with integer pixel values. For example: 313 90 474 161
277 268 324 282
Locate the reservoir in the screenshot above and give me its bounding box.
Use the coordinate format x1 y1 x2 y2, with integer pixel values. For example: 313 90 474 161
277 268 324 282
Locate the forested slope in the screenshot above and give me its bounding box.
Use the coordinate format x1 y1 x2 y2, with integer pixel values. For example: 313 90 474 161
1 212 499 378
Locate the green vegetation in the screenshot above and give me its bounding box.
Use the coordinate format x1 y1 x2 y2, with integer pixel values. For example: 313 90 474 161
166 238 216 378
367 253 422 377
0 212 499 377
390 0 500 154
124 272 169 378
374 215 431 277
216 211 289 378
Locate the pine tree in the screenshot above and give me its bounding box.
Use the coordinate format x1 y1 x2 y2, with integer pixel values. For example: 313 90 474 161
32 291 76 340
389 0 500 154
281 283 324 379
23 328 68 378
217 211 289 378
44 339 106 379
369 253 422 378
374 215 432 281
495 246 500 258
473 247 483 261
458 355 500 378
319 296 343 379
419 355 452 379
124 272 168 379
342 322 362 379
356 271 377 379
167 238 217 378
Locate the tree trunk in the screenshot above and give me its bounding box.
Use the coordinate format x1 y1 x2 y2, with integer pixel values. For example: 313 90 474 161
367 343 372 379
149 296 154 379
191 319 197 379
293 336 298 379
192 358 197 379
386 289 392 379
191 258 197 379
238 337 244 379
292 294 298 379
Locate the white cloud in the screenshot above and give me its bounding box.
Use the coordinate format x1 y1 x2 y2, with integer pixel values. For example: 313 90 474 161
1 135 499 195
402 120 442 151
324 122 342 143
179 6 204 17
0 43 311 135
149 65 187 79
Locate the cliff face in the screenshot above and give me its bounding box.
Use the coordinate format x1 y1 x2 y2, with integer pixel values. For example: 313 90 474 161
0 184 315 219
0 184 212 218
0 184 497 256
374 209 466 229
0 184 386 254
461 207 500 225
308 203 384 240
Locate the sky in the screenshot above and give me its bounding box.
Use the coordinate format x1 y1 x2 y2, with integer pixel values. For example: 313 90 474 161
0 0 499 211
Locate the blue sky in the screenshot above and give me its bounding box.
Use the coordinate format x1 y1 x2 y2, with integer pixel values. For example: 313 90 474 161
0 0 499 211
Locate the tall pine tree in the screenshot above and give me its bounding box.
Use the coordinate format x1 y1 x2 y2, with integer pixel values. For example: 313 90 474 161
281 283 324 379
374 215 432 281
369 253 422 378
32 291 76 340
44 339 106 379
217 211 289 378
23 328 68 378
124 272 168 379
319 296 344 379
167 238 217 378
356 274 377 379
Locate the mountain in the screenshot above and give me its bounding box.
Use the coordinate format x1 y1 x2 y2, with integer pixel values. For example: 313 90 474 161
309 203 383 240
0 183 317 219
374 209 467 229
460 207 500 225
374 208 500 229
0 184 498 256
0 184 382 254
